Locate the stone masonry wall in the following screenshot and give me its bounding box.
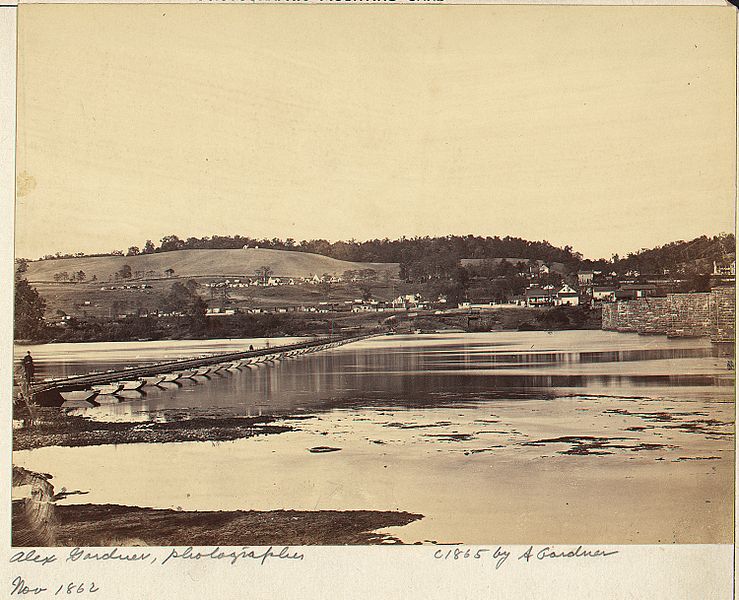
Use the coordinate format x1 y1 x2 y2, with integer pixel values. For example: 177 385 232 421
601 303 617 330
601 287 735 341
710 286 736 342
666 293 711 338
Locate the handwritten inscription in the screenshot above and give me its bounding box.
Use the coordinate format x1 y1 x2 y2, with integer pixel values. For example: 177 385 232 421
11 576 47 596
162 546 305 566
10 551 57 567
51 582 99 595
8 546 300 597
10 546 304 571
11 577 99 596
67 548 152 564
9 543 617 596
434 547 511 569
433 545 619 568
519 545 619 562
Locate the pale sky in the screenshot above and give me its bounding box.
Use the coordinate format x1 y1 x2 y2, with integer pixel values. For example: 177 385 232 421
15 5 736 261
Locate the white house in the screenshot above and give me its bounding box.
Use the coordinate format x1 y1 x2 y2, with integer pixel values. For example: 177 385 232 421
525 285 555 307
556 284 580 306
205 307 236 317
392 294 422 309
713 260 736 276
577 271 594 285
592 286 616 303
352 302 379 313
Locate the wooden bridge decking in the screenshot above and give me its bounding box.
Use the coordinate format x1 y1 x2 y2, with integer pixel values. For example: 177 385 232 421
27 333 376 395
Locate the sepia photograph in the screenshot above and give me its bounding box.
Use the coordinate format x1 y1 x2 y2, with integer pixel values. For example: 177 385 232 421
9 1 736 562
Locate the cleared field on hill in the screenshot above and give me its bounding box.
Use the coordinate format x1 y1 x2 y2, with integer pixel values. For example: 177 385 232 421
33 278 411 320
25 248 399 283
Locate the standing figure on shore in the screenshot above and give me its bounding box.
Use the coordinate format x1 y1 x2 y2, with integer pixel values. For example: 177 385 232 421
21 351 35 384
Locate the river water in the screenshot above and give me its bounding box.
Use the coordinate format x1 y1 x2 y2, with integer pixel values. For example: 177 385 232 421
12 331 736 544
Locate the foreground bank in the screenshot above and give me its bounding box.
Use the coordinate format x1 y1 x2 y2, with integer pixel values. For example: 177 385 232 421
12 467 422 546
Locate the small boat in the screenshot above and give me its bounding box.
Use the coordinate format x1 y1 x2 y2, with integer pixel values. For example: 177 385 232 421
61 399 99 409
142 375 165 387
119 379 145 391
159 373 181 383
92 383 123 395
194 366 212 377
59 390 99 403
179 370 197 379
225 362 242 371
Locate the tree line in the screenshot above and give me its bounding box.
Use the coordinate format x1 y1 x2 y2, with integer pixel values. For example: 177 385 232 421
30 233 734 283
112 234 581 283
152 234 581 265
578 234 735 277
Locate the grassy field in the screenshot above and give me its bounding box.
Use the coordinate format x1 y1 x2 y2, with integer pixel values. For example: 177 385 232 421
34 283 162 319
25 248 399 283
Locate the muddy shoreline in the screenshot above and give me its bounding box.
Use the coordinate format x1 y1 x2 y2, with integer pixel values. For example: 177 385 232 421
13 407 292 451
12 411 427 546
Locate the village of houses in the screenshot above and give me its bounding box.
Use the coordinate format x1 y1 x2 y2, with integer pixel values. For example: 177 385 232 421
53 254 736 323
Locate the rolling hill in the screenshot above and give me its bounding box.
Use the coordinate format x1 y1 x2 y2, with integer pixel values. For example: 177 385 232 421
25 248 399 283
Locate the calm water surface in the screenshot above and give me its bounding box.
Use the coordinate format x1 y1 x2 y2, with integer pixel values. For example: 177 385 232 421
14 337 308 381
13 331 736 544
13 331 735 421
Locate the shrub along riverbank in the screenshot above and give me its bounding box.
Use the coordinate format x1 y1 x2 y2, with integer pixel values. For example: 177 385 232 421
17 306 601 345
